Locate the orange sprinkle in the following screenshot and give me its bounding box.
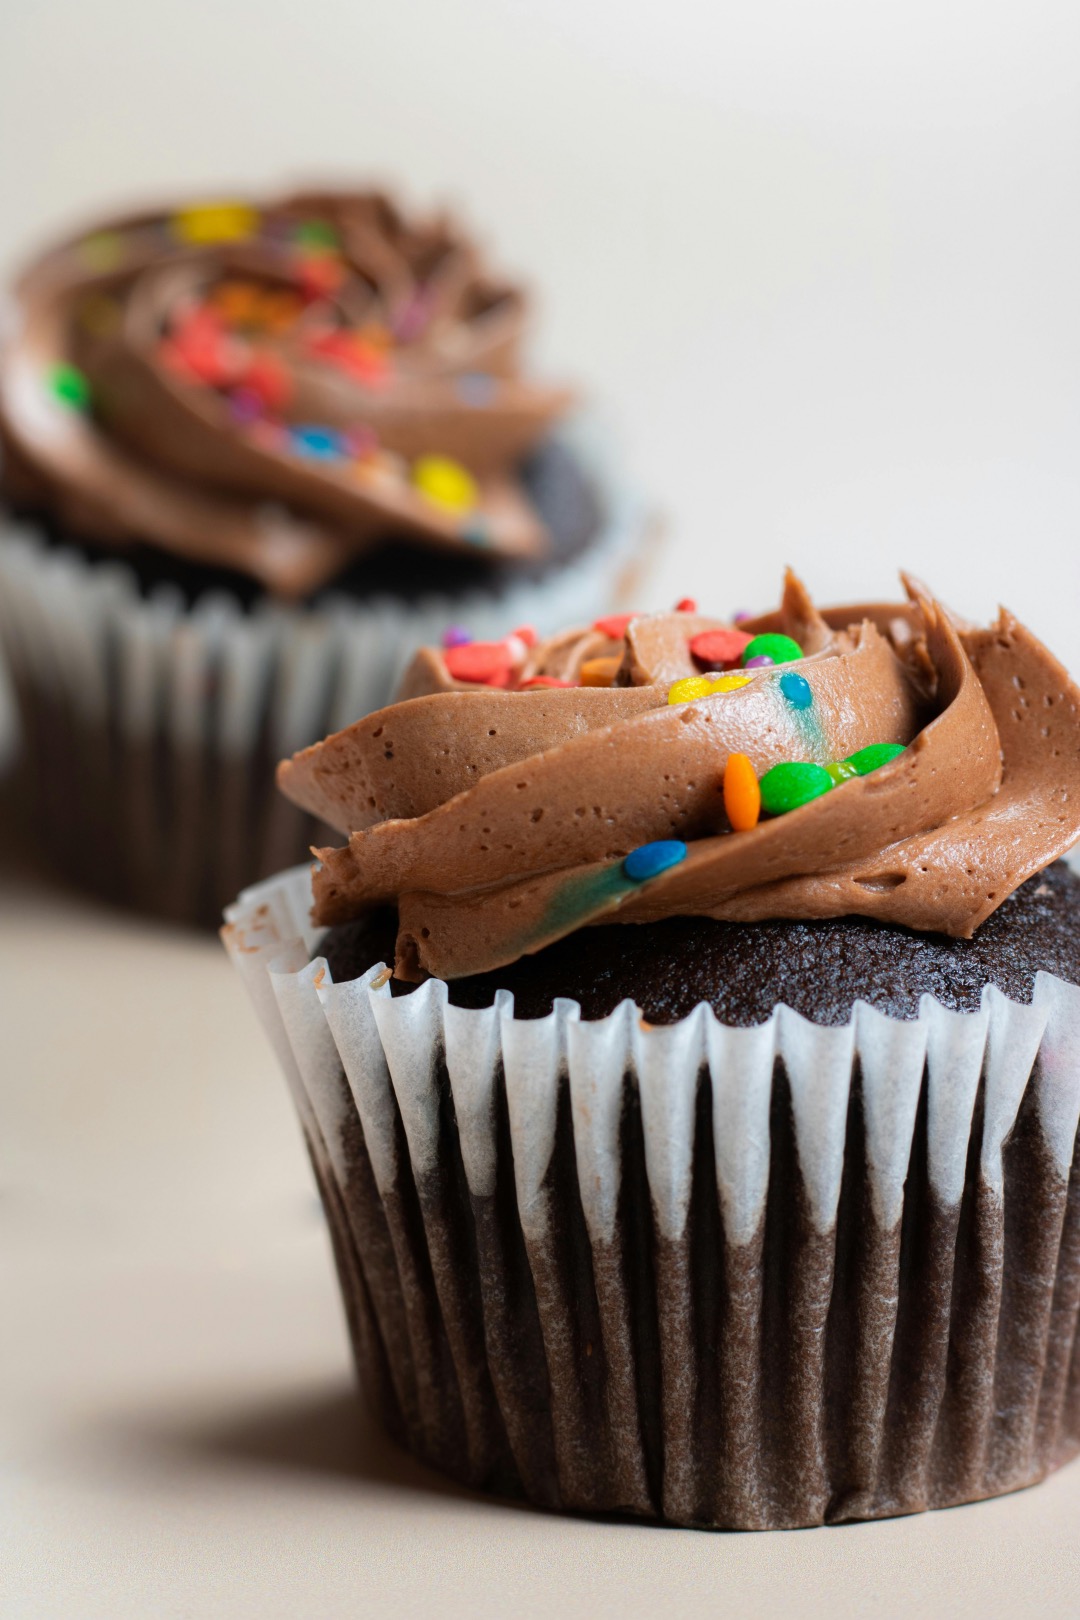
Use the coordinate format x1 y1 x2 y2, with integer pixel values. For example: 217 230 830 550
580 655 622 687
211 279 263 325
258 288 305 330
723 752 761 832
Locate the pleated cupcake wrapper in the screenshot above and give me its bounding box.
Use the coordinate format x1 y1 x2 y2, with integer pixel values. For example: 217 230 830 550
0 425 648 926
223 863 1080 1528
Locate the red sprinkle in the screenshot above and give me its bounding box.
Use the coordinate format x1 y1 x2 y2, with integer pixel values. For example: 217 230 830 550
158 340 198 382
444 641 514 684
675 597 698 613
241 351 291 411
593 612 637 639
308 329 390 386
296 255 346 298
689 628 753 669
511 624 538 647
171 308 247 386
518 675 573 689
348 337 391 386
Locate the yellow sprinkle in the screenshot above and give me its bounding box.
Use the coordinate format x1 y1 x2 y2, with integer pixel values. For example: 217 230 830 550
668 676 714 705
668 673 752 705
171 203 259 245
411 454 478 512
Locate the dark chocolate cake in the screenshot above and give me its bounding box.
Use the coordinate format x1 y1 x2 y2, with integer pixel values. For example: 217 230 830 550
321 861 1080 1026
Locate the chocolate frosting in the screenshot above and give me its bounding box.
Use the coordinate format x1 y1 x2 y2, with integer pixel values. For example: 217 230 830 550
277 571 1080 978
0 190 573 597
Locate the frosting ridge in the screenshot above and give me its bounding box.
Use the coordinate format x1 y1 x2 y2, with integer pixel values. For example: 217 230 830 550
0 189 573 597
277 571 1080 978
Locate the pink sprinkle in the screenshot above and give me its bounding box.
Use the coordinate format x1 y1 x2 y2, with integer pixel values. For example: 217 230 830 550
247 418 286 450
442 626 472 648
394 286 434 343
346 424 378 458
229 387 263 424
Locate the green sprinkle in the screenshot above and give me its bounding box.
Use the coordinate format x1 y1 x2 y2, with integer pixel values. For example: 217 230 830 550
846 743 906 776
825 759 860 786
759 761 833 816
294 219 339 250
48 363 91 411
79 230 124 271
742 632 803 667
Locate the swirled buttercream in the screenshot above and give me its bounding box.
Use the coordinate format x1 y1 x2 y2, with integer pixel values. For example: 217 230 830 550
0 189 573 597
278 571 1080 978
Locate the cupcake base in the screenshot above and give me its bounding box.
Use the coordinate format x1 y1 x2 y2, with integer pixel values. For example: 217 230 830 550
223 867 1080 1528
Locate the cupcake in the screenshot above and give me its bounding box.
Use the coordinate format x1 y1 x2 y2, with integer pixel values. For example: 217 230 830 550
223 571 1080 1528
0 187 646 925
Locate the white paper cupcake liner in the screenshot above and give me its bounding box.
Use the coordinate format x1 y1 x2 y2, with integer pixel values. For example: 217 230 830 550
221 864 1080 1527
0 422 650 925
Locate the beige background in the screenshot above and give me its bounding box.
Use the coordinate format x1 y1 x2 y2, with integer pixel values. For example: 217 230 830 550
2 0 1080 655
4 0 1080 1611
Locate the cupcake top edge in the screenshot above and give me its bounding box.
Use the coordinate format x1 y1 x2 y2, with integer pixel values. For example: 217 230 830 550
0 187 575 599
278 567 1080 981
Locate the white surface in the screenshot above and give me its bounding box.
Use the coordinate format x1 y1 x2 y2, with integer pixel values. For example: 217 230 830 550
2 0 1080 664
4 863 1080 1617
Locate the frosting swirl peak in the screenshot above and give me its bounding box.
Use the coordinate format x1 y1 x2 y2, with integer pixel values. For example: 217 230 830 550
0 188 573 597
279 571 1080 979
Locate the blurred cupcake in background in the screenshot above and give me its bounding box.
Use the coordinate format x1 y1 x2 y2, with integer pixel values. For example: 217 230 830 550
0 186 648 925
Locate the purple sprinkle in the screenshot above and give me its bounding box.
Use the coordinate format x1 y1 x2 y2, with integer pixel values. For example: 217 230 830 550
745 654 774 669
229 387 263 424
733 610 752 623
394 286 434 343
442 625 472 648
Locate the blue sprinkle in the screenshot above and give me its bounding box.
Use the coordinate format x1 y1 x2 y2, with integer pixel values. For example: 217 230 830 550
622 840 688 882
779 671 813 710
290 424 346 459
457 372 497 405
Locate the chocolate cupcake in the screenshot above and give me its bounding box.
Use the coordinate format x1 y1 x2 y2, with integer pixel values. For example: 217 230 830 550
223 572 1080 1527
0 187 647 925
